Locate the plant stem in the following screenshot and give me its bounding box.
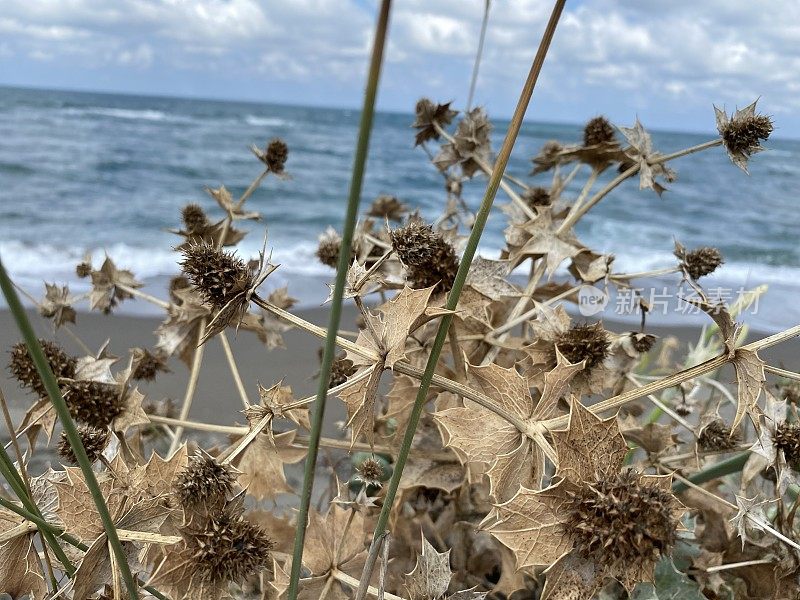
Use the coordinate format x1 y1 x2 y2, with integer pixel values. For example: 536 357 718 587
542 323 800 431
558 138 722 233
0 258 140 598
353 3 566 598
466 0 491 111
287 3 393 599
168 319 207 455
219 330 251 409
115 283 170 309
671 452 749 493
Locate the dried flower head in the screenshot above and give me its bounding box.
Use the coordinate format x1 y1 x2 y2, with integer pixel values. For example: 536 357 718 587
530 140 564 175
329 356 357 389
175 450 238 509
185 513 273 584
523 186 551 209
181 204 210 234
62 380 123 428
564 470 680 569
263 138 289 173
774 422 800 469
390 218 460 291
715 100 773 172
433 107 492 178
368 195 408 221
75 261 92 278
629 332 656 354
779 380 800 405
8 339 76 397
555 322 610 370
583 116 616 147
131 348 170 381
316 227 346 269
412 98 458 146
698 420 740 451
675 243 724 280
57 424 109 464
355 457 385 488
180 242 253 311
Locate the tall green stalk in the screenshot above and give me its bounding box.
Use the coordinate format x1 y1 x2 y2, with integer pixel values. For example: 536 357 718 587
354 2 567 597
0 258 140 598
286 2 392 599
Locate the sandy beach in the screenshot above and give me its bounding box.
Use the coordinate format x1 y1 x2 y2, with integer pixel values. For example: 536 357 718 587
2 305 799 465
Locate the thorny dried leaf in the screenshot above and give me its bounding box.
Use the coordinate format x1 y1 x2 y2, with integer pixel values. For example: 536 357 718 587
234 429 306 500
405 535 453 600
465 257 519 301
730 495 772 548
433 108 492 178
88 255 142 313
550 399 627 482
337 365 384 448
247 381 310 436
0 532 47 599
731 348 766 434
302 505 367 576
618 118 677 196
39 282 77 327
507 210 583 276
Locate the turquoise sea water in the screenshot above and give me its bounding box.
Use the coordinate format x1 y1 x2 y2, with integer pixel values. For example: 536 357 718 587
1 86 798 331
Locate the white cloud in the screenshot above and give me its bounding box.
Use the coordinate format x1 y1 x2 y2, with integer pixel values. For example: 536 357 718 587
0 0 799 132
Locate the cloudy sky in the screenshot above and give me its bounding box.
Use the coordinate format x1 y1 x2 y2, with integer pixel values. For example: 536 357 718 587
1 1 798 136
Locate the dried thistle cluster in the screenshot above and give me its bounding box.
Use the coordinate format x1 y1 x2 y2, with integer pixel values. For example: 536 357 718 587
4 90 796 600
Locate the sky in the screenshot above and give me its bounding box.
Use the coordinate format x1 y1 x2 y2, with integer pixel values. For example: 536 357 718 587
1 1 799 136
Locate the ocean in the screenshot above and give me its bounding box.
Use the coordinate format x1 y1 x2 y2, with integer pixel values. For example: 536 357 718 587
1 86 798 332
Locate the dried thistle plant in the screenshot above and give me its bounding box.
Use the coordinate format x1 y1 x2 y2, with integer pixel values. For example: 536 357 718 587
2 31 797 600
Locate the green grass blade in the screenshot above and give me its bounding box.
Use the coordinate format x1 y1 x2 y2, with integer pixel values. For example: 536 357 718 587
0 258 141 598
353 2 567 597
286 2 393 599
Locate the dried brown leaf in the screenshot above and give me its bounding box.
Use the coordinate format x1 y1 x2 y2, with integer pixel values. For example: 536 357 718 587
235 430 306 500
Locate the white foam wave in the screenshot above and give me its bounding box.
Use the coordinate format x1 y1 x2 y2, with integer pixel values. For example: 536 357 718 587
62 107 193 123
244 115 289 127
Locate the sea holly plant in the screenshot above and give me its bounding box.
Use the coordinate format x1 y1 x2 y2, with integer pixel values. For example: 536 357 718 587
2 2 800 599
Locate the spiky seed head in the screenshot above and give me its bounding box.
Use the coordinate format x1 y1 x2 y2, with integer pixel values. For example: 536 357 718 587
523 187 551 208
187 514 274 584
565 471 680 569
132 348 169 381
57 424 109 465
677 246 724 280
181 204 210 234
719 111 773 159
774 422 800 469
329 357 357 389
316 232 342 269
390 218 440 268
62 381 123 428
698 420 740 451
583 116 616 147
779 381 800 405
8 340 76 398
630 332 656 354
179 242 253 311
264 138 289 173
356 457 385 488
175 451 238 509
555 323 610 370
76 262 92 278
390 218 460 292
531 140 566 175
367 195 408 221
